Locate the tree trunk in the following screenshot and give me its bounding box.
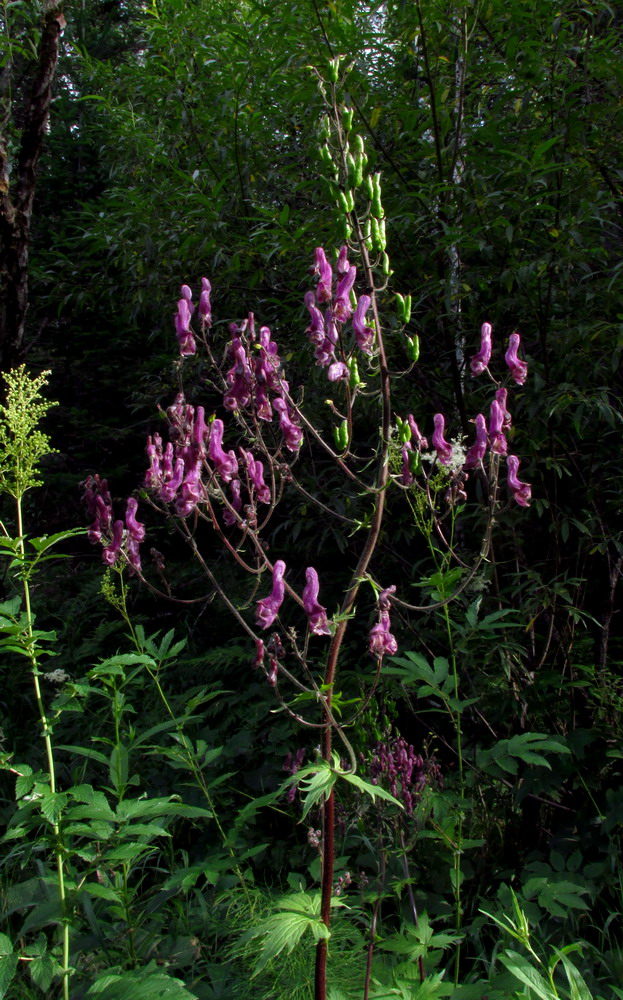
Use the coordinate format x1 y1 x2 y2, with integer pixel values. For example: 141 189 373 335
0 3 65 371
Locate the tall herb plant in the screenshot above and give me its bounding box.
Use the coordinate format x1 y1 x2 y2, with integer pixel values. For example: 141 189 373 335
82 59 537 1000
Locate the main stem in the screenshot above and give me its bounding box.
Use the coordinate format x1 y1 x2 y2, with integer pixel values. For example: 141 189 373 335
17 496 70 1000
314 241 391 1000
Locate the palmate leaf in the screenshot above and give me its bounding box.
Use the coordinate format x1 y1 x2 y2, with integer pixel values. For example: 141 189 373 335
240 890 337 976
86 963 198 999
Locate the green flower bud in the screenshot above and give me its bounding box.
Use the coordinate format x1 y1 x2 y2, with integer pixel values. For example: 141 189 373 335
342 106 354 131
406 334 420 362
333 419 349 451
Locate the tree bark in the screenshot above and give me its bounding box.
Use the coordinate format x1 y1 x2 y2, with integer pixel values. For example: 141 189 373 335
0 3 65 371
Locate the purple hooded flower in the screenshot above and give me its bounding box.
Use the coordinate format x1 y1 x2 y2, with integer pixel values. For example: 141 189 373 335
256 560 286 629
507 455 532 507
464 414 488 469
102 519 124 566
407 416 428 451
314 248 333 303
495 387 512 431
327 361 349 381
401 442 414 486
223 477 242 525
208 419 239 482
304 291 325 346
302 567 331 636
432 414 453 466
198 277 212 328
240 449 271 504
336 245 350 275
125 497 145 542
489 400 508 455
505 333 528 385
470 322 492 376
224 340 253 411
334 265 356 322
160 457 185 502
352 295 375 354
273 397 303 452
369 585 398 657
175 297 196 356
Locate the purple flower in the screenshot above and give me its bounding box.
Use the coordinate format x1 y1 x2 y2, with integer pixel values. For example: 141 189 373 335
507 455 532 507
505 332 528 385
407 416 428 450
304 291 325 346
401 442 414 486
145 435 163 490
336 245 350 275
175 297 196 356
302 567 331 636
369 585 398 657
314 248 333 303
208 419 239 482
125 497 145 542
102 519 124 566
240 449 271 503
352 295 375 354
193 407 210 456
256 560 286 629
223 477 242 525
224 340 253 411
432 414 453 466
327 361 349 381
489 400 508 455
199 277 212 328
253 638 265 670
160 457 185 502
464 414 488 469
495 387 512 430
334 265 356 322
273 397 303 452
470 322 492 375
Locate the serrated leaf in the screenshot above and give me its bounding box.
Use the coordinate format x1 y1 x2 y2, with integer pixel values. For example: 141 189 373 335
29 953 55 992
0 952 18 999
81 883 122 902
86 966 198 999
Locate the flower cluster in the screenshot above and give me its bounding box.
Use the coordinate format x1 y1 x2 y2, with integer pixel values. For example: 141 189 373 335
303 246 375 381
222 312 303 452
398 323 532 507
368 735 442 815
369 585 398 657
144 394 272 523
255 562 332 637
82 475 144 573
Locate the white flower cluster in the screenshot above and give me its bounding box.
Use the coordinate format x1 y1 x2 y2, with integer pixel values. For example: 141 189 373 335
43 668 70 684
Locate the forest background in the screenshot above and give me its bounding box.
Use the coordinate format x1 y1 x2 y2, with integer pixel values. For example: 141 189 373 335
1 1 622 999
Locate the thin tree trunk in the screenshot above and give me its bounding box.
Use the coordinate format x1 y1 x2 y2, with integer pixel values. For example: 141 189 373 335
0 3 65 370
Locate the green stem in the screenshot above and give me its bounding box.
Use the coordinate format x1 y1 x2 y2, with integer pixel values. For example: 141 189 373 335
16 496 70 1000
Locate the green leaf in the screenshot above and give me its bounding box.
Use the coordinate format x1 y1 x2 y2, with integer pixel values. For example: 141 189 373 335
240 890 331 975
283 761 337 822
86 965 198 998
29 952 55 993
340 771 403 809
0 947 18 1000
499 950 556 1000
